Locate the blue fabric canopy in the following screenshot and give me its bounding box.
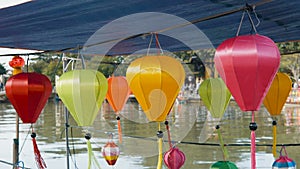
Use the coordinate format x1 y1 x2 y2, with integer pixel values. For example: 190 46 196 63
0 0 299 55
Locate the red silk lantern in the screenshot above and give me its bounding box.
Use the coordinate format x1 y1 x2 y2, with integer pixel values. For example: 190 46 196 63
5 72 52 123
214 34 280 111
5 72 52 169
106 76 130 143
164 147 185 169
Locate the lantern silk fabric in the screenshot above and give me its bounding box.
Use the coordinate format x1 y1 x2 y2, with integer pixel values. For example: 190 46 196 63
126 55 185 122
214 34 280 111
106 76 130 113
263 73 292 116
56 69 108 126
5 72 52 123
199 78 231 118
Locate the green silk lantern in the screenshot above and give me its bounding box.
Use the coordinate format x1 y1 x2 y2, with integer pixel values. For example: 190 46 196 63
56 69 108 169
199 78 231 161
210 161 238 169
56 69 107 126
199 78 231 118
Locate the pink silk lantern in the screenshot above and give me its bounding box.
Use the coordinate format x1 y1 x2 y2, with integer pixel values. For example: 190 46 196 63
214 34 280 111
214 34 280 169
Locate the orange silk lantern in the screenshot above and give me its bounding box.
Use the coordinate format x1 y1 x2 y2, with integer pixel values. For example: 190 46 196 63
263 73 292 157
126 55 185 169
9 55 25 75
5 72 52 169
106 76 130 143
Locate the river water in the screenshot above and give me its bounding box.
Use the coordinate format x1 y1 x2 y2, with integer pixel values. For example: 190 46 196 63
0 99 299 169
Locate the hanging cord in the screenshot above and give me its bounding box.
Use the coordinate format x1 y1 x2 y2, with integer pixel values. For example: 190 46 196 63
70 127 79 169
146 33 154 56
26 55 29 73
19 126 31 155
154 33 164 55
236 4 259 36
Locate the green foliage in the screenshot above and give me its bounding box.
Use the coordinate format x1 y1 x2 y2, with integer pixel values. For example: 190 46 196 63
0 63 7 75
278 41 300 82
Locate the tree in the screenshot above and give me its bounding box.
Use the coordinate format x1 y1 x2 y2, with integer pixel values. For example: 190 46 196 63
278 41 300 83
0 63 7 75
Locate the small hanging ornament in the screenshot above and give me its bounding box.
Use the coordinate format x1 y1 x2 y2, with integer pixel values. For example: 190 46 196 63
9 55 25 75
163 121 185 169
102 134 120 166
272 146 296 169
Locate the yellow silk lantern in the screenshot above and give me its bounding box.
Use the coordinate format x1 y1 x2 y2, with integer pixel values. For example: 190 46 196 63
263 72 292 157
126 55 185 122
126 55 185 169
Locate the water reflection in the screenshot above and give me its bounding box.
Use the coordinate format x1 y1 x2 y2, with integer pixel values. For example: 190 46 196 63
0 100 299 169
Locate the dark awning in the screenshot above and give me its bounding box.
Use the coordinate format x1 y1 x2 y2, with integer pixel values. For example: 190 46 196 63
0 0 299 55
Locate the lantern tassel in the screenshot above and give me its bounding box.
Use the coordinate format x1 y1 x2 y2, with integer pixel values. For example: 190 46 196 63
272 120 277 157
86 134 101 169
156 123 163 169
250 111 257 169
165 121 172 149
216 125 229 161
117 116 122 143
31 133 47 169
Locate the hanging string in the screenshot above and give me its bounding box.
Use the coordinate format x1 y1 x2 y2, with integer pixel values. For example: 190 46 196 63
236 4 258 36
165 121 172 149
146 33 154 56
154 33 164 55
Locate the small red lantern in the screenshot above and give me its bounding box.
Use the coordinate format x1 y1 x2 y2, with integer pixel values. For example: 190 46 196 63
164 147 185 169
9 56 25 75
